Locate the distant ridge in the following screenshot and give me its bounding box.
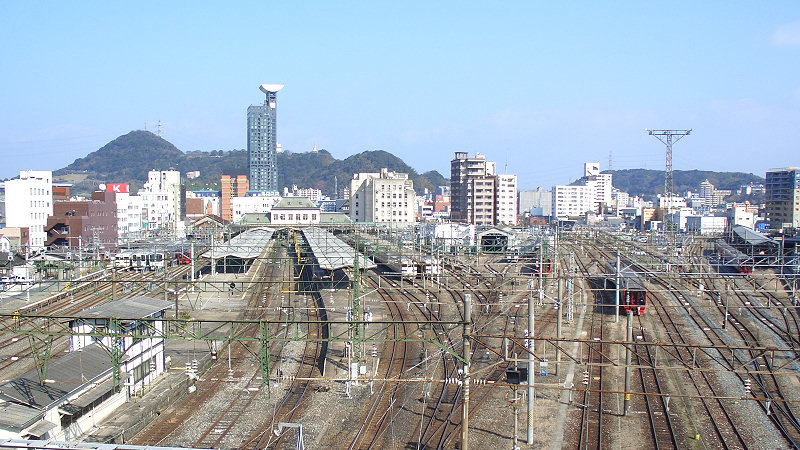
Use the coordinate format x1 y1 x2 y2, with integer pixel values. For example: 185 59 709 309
54 130 448 196
54 130 762 199
606 168 764 197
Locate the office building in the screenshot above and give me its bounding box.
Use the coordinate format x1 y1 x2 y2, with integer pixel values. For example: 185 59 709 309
765 167 800 229
247 84 283 193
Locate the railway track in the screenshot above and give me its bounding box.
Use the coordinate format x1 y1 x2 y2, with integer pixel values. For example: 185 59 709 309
131 245 282 448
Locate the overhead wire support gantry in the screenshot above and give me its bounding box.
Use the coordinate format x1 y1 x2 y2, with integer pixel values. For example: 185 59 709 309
646 129 691 198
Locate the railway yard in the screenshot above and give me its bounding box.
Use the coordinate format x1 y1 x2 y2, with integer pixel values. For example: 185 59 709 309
1 225 799 449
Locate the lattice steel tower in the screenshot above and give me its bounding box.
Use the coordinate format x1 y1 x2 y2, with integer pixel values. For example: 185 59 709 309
646 129 691 197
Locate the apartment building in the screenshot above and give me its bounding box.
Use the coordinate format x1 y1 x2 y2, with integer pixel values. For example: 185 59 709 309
349 168 416 226
221 175 249 222
4 170 53 251
139 170 181 231
450 152 517 226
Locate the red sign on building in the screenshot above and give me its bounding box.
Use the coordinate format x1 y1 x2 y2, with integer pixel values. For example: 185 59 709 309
106 183 130 194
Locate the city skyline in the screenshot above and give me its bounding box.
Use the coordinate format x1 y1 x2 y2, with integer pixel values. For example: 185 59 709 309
1 3 799 189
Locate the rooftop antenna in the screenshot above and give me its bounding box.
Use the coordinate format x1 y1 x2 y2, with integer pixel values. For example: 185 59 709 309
646 129 691 197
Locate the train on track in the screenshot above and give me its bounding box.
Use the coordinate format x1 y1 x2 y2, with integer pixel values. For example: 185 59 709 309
713 240 753 275
605 260 647 315
114 251 166 271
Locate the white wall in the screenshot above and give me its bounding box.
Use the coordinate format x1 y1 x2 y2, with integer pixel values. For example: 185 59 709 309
4 171 53 251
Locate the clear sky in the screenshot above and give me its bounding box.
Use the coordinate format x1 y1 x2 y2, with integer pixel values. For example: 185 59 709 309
1 2 798 189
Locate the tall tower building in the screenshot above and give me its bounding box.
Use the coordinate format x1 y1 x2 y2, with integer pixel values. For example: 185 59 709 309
248 84 283 193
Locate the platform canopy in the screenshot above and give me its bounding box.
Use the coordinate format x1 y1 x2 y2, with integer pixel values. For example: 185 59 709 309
732 225 775 247
200 227 274 260
301 227 376 271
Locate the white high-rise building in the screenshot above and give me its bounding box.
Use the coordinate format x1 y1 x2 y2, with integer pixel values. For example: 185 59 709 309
495 174 518 225
4 170 53 251
350 168 416 226
612 189 630 209
139 170 181 231
552 184 594 220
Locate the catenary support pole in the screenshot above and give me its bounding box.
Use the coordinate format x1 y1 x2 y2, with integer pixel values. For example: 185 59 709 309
462 293 472 450
556 268 562 376
615 252 621 323
528 275 535 444
624 310 633 415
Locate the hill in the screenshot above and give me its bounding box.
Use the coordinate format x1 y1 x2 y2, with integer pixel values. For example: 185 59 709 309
54 131 448 196
607 169 764 198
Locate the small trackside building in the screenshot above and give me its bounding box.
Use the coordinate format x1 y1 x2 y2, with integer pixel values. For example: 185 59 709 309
0 296 171 441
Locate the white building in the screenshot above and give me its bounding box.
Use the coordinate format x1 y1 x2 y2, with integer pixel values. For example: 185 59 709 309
139 170 181 232
269 197 320 226
350 168 416 226
495 174 518 226
665 207 697 231
103 183 144 242
699 179 715 207
0 297 170 441
552 184 594 220
419 222 476 252
231 194 281 223
518 188 552 217
4 171 53 251
657 195 687 210
727 205 757 230
612 189 630 209
283 185 324 202
686 216 727 235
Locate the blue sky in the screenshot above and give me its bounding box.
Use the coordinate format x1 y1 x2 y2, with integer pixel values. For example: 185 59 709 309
1 2 798 190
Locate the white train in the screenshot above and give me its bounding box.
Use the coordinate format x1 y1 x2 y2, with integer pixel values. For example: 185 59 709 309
115 251 165 271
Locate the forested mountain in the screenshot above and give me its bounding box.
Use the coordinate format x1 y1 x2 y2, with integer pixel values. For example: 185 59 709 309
53 130 762 199
605 169 764 198
54 130 448 196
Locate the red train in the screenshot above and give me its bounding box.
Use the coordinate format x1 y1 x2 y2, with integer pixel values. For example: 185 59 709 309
174 251 191 265
606 261 647 315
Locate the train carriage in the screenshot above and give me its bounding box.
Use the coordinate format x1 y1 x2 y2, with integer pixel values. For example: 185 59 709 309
606 260 647 315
